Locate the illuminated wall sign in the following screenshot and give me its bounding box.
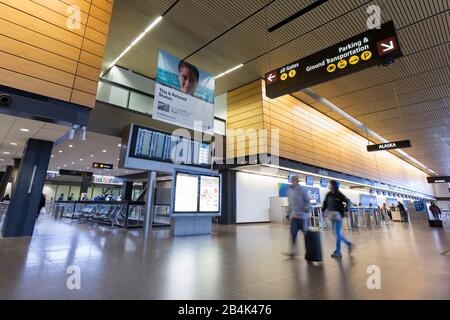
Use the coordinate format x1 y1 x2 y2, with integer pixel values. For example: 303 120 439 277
320 179 328 188
93 162 114 170
366 140 411 152
93 176 121 185
427 176 450 183
265 21 402 99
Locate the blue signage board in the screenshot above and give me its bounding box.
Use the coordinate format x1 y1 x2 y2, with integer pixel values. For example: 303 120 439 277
306 176 314 186
360 194 377 207
414 201 425 212
278 183 321 203
320 179 328 188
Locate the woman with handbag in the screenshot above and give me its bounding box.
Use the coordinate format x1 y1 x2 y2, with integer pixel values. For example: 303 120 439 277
322 181 354 258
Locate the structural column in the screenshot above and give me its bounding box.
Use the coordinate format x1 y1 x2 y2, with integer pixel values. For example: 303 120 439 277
0 165 13 200
121 181 133 201
11 158 21 193
80 173 91 200
218 170 236 225
2 139 53 237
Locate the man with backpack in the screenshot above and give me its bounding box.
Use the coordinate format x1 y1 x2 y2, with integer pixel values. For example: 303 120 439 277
323 181 354 258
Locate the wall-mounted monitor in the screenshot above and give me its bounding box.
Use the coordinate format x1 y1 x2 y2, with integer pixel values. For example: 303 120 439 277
171 169 221 215
305 176 314 186
320 179 328 188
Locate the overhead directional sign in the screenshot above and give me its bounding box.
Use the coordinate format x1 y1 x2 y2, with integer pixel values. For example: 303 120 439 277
427 176 450 184
93 162 114 170
367 140 411 152
59 169 93 177
265 21 402 99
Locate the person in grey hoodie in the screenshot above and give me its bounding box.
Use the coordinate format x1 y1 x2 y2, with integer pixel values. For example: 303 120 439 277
284 174 311 257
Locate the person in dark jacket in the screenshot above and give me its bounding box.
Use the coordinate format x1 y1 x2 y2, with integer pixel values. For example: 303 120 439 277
322 181 354 258
429 202 441 221
397 201 407 222
37 193 46 219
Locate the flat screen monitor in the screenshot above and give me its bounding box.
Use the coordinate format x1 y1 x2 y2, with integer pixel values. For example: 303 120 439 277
199 175 220 212
172 170 221 215
173 172 199 212
320 179 328 188
305 176 314 186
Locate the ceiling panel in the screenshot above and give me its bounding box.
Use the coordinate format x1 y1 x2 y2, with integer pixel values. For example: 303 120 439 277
101 0 450 175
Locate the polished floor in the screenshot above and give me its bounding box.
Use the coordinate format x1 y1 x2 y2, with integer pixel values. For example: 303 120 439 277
0 215 449 300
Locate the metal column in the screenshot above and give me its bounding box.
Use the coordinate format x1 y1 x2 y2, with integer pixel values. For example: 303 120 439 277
143 171 157 240
0 165 13 200
2 139 53 237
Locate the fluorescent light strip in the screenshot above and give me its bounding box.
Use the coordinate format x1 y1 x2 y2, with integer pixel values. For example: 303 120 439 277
215 64 244 79
302 88 436 175
107 16 163 69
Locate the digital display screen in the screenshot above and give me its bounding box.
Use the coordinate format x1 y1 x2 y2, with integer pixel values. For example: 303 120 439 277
173 173 199 212
320 179 328 188
199 176 220 212
305 176 314 186
130 125 210 168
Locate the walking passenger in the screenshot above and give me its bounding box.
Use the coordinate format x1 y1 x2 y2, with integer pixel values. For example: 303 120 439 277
429 202 441 221
284 174 311 257
323 181 354 258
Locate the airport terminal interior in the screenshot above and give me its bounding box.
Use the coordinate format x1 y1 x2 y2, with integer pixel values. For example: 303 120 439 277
0 0 449 300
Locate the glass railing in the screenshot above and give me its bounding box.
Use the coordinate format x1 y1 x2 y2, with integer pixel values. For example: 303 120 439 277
96 80 226 136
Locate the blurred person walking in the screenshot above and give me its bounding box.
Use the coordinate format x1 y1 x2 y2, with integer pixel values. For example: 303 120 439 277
323 181 354 258
284 174 311 258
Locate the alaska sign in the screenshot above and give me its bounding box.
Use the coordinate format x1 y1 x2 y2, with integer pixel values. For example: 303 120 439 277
366 140 411 152
427 176 450 184
265 21 402 99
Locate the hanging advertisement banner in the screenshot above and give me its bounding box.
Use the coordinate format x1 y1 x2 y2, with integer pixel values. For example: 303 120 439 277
152 49 215 133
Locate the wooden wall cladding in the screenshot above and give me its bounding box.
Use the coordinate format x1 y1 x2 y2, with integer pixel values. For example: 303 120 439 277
227 80 434 195
0 0 114 108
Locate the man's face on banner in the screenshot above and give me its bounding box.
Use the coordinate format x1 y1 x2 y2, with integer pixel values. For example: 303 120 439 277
179 65 198 95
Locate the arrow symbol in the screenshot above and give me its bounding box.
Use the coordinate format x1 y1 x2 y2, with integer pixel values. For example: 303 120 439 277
267 73 276 82
381 41 394 52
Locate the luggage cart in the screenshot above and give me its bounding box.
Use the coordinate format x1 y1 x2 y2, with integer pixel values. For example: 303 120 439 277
309 206 326 230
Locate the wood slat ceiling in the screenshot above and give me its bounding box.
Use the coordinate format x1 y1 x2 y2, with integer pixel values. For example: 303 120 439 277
102 0 450 175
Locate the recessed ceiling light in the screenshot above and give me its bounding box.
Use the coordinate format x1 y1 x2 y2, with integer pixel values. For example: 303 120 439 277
20 128 30 132
118 144 122 147
69 145 73 148
80 158 83 161
3 152 10 155
102 150 106 153
117 158 120 161
10 142 17 146
58 150 63 153
57 167 61 169
64 164 67 167
71 162 75 164
51 155 54 158
90 154 94 157
0 159 4 161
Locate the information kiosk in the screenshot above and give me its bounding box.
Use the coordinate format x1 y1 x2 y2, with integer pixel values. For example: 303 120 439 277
119 123 221 237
